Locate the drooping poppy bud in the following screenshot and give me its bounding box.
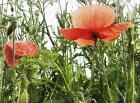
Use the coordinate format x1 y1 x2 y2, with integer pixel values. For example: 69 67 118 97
6 21 13 35
11 6 14 12
5 20 17 35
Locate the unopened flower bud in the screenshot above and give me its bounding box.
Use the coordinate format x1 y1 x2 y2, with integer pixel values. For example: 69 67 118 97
5 21 13 35
5 20 16 35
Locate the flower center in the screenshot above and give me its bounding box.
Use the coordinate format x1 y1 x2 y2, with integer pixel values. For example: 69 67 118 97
92 32 99 45
92 32 98 39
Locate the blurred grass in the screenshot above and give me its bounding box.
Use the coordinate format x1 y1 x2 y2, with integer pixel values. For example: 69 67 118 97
0 0 140 103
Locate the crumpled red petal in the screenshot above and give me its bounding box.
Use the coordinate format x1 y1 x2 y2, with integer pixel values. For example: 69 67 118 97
15 41 38 56
3 41 38 67
97 22 133 42
59 28 92 40
4 44 21 66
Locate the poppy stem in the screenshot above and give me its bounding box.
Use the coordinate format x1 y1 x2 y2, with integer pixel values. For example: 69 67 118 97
102 66 113 103
97 43 113 103
11 22 17 103
0 60 3 102
10 69 16 102
125 28 136 103
12 31 15 67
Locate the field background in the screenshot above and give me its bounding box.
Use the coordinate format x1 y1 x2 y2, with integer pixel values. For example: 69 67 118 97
0 0 140 103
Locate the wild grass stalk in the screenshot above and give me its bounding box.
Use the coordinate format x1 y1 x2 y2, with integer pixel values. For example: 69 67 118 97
125 28 137 103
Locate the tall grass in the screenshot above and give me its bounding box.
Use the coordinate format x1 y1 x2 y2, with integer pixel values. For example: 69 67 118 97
0 0 140 103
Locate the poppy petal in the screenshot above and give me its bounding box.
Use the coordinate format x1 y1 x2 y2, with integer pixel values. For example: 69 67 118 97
15 41 38 56
97 22 133 41
59 28 92 40
72 5 115 29
4 43 21 66
3 41 38 67
75 35 96 47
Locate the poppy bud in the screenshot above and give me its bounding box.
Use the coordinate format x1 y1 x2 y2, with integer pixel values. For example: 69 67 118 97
11 6 14 12
25 25 30 32
5 21 13 35
111 3 116 7
5 20 17 35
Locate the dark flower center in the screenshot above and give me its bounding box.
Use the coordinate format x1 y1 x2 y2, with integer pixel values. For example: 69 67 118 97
92 32 99 39
92 32 99 45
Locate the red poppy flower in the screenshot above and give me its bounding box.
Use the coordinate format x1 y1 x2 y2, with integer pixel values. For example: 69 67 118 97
3 41 38 67
59 5 133 47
